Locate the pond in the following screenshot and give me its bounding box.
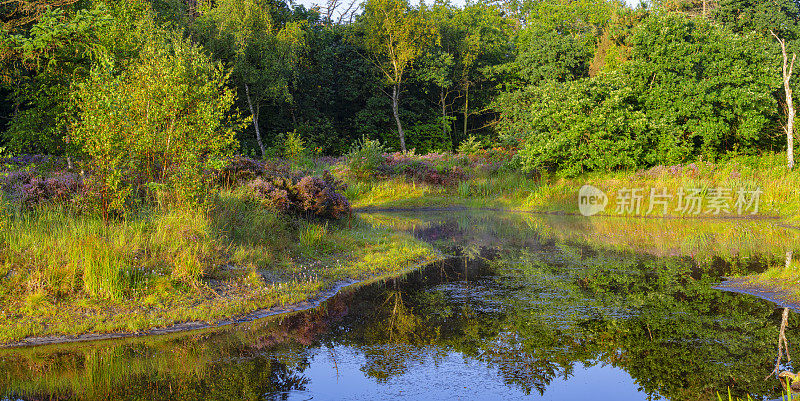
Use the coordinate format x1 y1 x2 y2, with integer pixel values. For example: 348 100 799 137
2 211 799 401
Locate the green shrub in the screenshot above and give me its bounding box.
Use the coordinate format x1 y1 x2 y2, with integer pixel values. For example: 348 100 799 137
284 131 307 161
72 28 239 218
495 14 779 177
347 136 386 178
457 135 483 156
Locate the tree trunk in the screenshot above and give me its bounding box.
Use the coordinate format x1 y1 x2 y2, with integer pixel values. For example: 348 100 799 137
773 31 796 170
463 82 469 139
245 84 266 158
788 80 796 170
392 84 406 152
440 89 451 149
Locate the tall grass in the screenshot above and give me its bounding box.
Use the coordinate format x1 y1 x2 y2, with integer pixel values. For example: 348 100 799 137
344 153 800 225
0 188 440 343
345 172 540 210
523 153 800 221
717 386 797 401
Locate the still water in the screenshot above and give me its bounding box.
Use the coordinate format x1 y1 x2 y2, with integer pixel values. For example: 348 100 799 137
2 211 799 401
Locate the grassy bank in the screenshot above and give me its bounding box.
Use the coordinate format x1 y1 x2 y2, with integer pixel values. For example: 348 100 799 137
344 153 800 224
4 150 800 345
0 189 439 345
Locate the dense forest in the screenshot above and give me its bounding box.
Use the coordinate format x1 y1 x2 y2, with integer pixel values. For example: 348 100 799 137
2 0 798 176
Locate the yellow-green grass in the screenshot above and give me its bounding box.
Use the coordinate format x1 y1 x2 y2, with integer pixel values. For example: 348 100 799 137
345 174 539 210
518 213 800 261
522 153 800 222
717 387 796 401
0 189 440 345
344 153 800 224
742 254 800 302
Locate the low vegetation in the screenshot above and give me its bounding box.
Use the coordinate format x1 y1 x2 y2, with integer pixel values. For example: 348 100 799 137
336 145 800 225
0 155 438 344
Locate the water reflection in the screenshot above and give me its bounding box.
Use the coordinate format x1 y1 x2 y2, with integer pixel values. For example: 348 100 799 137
1 212 799 400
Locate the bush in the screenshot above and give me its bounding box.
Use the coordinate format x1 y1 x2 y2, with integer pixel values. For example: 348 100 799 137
284 131 307 161
0 170 84 207
495 14 779 176
248 176 294 213
457 135 484 155
72 28 239 218
217 156 268 186
296 175 350 219
347 137 385 178
377 152 468 186
0 155 67 172
247 170 350 219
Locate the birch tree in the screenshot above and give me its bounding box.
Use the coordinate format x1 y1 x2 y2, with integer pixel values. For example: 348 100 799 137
356 0 435 152
196 0 305 158
772 30 795 170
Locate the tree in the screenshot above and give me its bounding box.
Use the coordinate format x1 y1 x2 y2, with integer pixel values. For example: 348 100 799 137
411 1 514 149
772 30 796 170
355 0 436 152
73 29 238 218
501 0 619 88
496 14 780 176
0 4 110 155
195 0 305 158
449 2 514 141
1 0 80 30
654 0 719 17
415 49 455 146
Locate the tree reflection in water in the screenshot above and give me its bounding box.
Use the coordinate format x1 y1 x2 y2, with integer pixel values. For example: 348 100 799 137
2 212 800 401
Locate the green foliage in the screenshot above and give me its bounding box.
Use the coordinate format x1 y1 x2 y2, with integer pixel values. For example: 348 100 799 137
496 0 618 87
356 0 435 87
353 0 437 150
0 4 112 154
0 0 797 180
196 0 305 101
496 14 780 176
72 28 238 216
511 27 595 84
194 0 306 157
347 136 386 178
714 0 800 40
457 135 483 155
281 131 309 164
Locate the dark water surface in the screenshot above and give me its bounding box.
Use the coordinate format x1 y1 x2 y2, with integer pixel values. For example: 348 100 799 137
2 211 799 401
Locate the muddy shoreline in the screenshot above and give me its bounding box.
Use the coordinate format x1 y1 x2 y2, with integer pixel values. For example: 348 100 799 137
715 278 800 312
1 279 361 348
1 255 447 349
